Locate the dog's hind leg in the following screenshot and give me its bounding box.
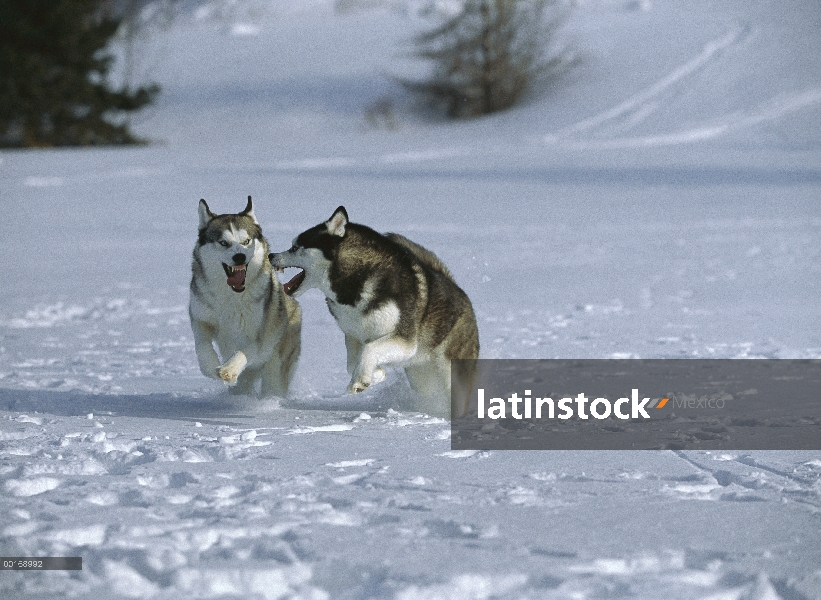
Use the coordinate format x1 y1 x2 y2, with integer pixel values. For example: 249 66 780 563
260 341 293 398
404 358 451 417
260 350 299 398
260 321 301 399
260 359 288 398
449 358 477 418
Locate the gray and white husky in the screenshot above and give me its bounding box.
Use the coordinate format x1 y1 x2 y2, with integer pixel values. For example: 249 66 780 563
269 206 478 416
189 196 301 397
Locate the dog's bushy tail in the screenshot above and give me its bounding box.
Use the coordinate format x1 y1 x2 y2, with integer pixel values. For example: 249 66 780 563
385 233 454 281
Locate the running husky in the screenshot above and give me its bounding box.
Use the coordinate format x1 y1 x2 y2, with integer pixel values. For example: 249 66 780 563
189 196 301 397
269 206 478 417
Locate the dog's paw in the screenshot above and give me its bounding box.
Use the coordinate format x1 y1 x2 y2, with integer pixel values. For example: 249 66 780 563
348 381 369 394
348 366 386 394
216 352 247 387
216 365 240 386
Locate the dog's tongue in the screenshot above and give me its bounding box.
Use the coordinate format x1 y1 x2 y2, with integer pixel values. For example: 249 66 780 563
227 268 246 290
283 270 305 296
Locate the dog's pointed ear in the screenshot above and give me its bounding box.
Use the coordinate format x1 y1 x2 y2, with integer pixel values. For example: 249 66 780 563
327 206 348 237
241 195 257 222
198 199 215 229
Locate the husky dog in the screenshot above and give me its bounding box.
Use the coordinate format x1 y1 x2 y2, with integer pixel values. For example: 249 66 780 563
269 206 478 416
189 196 301 397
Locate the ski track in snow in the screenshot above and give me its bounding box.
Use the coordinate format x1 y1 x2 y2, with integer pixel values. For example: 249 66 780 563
545 24 821 149
547 25 753 140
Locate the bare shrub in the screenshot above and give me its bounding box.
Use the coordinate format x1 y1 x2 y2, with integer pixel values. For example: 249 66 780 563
402 0 572 119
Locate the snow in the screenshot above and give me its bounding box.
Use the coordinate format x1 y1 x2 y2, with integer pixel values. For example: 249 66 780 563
1 0 821 598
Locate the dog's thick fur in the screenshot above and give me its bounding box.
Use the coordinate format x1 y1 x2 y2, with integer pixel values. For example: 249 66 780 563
269 206 478 416
190 196 300 397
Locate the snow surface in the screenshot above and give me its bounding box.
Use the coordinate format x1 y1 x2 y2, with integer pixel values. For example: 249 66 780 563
2 0 821 597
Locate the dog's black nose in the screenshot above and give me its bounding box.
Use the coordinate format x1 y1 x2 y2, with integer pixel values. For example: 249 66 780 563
232 254 246 265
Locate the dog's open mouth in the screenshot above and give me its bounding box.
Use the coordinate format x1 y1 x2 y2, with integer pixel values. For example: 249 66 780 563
276 267 305 296
223 263 247 292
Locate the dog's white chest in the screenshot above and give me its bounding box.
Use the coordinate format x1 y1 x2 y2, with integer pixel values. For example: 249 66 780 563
329 299 399 343
204 295 266 353
223 305 258 337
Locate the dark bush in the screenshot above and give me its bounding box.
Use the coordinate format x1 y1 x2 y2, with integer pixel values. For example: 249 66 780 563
0 0 159 147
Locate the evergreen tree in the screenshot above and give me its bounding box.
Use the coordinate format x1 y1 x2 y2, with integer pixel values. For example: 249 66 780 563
0 0 159 147
404 0 569 119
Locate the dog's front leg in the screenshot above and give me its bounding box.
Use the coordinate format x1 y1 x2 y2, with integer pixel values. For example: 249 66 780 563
349 337 416 393
218 338 272 387
191 320 222 380
217 351 248 386
345 334 385 392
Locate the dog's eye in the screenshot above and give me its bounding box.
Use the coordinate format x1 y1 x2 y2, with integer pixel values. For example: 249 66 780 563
241 239 251 247
219 241 230 248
